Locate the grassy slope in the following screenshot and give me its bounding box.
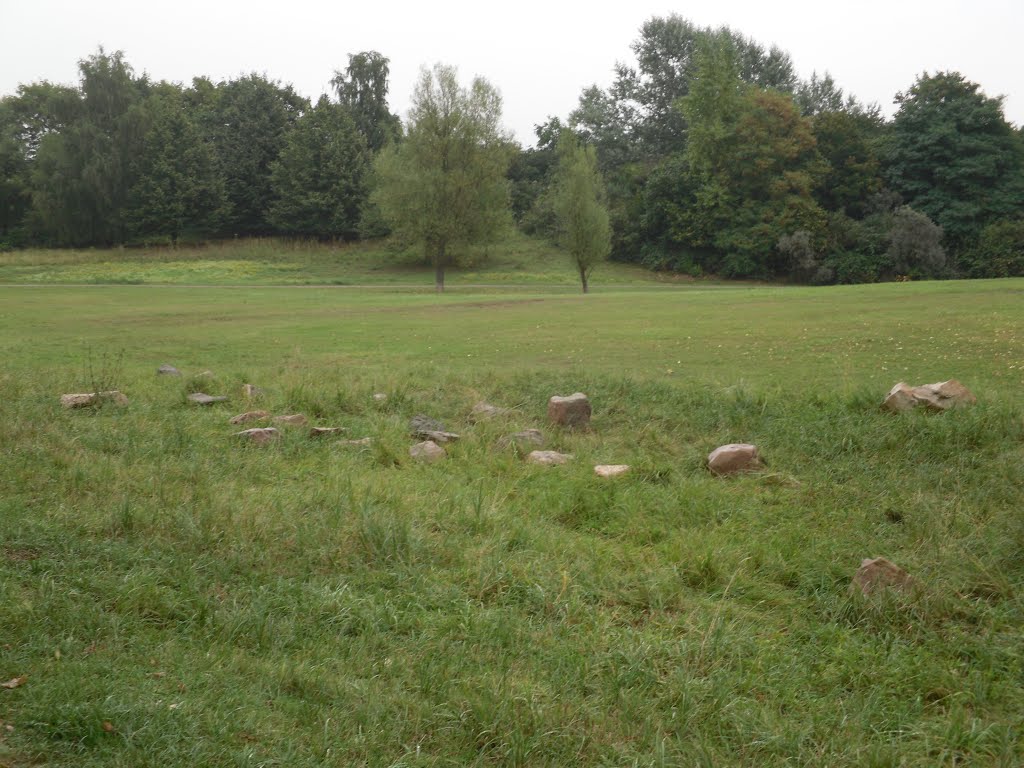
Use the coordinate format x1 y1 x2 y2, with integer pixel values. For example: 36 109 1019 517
1 278 1022 766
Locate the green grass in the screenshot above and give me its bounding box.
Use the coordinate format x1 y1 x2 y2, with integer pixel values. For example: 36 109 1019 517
1 277 1022 766
0 233 672 287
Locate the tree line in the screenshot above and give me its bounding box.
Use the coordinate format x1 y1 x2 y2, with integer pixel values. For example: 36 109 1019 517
2 15 1023 285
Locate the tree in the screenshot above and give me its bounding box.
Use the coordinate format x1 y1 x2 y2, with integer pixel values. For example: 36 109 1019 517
551 134 611 293
125 86 226 245
331 51 400 153
372 63 512 292
268 95 370 239
886 205 946 277
886 71 1024 254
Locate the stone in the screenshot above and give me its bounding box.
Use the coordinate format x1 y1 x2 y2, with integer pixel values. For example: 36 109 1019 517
851 557 916 596
527 450 574 466
197 370 215 378
594 464 630 478
372 393 388 402
911 379 977 411
242 383 264 399
498 429 546 451
547 393 591 428
471 401 509 421
409 414 445 434
274 414 308 427
707 443 762 475
157 364 181 376
188 392 228 406
339 437 373 447
309 427 346 438
229 410 271 425
419 430 460 443
235 427 280 445
410 440 446 463
60 391 129 409
882 379 976 413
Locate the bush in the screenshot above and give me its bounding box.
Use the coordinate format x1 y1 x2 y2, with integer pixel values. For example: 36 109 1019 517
961 219 1024 277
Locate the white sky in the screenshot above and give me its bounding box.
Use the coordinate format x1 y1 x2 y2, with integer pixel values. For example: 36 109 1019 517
1 0 1021 145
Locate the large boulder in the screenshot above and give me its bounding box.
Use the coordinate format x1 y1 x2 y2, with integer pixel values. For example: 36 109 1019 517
410 440 446 463
60 391 129 409
547 393 591 428
851 557 916 596
707 443 762 476
882 379 975 413
527 450 574 466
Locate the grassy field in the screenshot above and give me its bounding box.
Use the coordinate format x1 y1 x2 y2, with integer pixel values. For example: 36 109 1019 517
0 234 668 287
1 275 1022 766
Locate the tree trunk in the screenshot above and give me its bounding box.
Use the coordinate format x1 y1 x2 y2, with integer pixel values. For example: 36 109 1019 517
580 267 589 294
435 243 446 293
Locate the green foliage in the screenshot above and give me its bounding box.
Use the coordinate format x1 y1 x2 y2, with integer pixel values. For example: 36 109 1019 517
268 96 370 240
371 64 513 291
331 51 401 153
962 218 1024 277
550 134 611 293
811 109 885 217
886 71 1024 254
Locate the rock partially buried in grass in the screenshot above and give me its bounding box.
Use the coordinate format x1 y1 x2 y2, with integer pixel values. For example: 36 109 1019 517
419 430 460 444
708 444 762 476
188 392 228 406
498 429 546 451
527 450 574 466
274 414 308 427
882 379 976 413
410 440 446 463
242 383 264 399
594 464 630 478
471 401 509 421
60 391 129 409
229 410 271 425
235 427 280 445
852 556 916 596
410 414 445 435
548 393 591 428
372 392 387 402
309 427 346 438
340 437 373 447
157 364 181 376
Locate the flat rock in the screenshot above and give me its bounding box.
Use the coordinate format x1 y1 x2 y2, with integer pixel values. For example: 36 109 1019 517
235 427 280 445
339 437 373 447
882 379 976 412
410 414 445 434
548 393 591 428
60 391 129 409
309 427 346 438
274 414 308 427
594 464 630 478
372 393 388 402
188 392 228 406
471 401 509 421
419 430 460 443
708 443 762 475
527 450 574 466
498 429 546 451
242 383 264 399
157 364 181 376
229 410 271 425
410 440 446 463
852 556 916 596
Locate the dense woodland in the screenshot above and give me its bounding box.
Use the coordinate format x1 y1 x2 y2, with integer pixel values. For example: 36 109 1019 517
1 15 1022 282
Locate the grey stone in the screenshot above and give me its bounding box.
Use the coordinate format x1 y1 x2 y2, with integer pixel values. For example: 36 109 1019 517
229 410 271 425
410 440 446 463
60 391 129 409
235 427 280 445
527 450 574 466
410 414 445 434
273 414 308 427
498 429 546 451
188 393 229 406
548 393 591 428
157 364 181 376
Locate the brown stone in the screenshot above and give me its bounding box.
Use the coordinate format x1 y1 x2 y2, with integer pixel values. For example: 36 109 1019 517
527 450 574 466
60 391 129 409
594 464 630 478
547 393 591 428
851 557 916 596
707 443 762 475
235 427 280 445
273 414 308 427
410 440 446 463
471 401 509 421
229 410 271 425
309 427 346 438
882 379 976 412
881 383 918 413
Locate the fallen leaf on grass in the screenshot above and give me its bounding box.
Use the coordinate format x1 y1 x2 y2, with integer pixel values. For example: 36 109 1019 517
0 677 26 690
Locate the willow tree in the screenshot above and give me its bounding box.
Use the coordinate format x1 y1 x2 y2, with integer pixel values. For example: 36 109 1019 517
372 63 512 292
551 133 611 293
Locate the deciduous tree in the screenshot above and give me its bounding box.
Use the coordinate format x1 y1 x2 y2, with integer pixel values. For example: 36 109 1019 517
551 134 611 293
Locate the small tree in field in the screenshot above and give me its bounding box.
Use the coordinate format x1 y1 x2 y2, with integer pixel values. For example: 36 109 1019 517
552 133 611 293
371 63 512 292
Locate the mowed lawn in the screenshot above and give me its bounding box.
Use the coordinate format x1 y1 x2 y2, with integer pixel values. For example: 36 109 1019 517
1 279 1022 766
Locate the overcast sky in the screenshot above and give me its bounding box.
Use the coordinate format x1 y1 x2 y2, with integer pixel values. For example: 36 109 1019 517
2 0 1021 144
